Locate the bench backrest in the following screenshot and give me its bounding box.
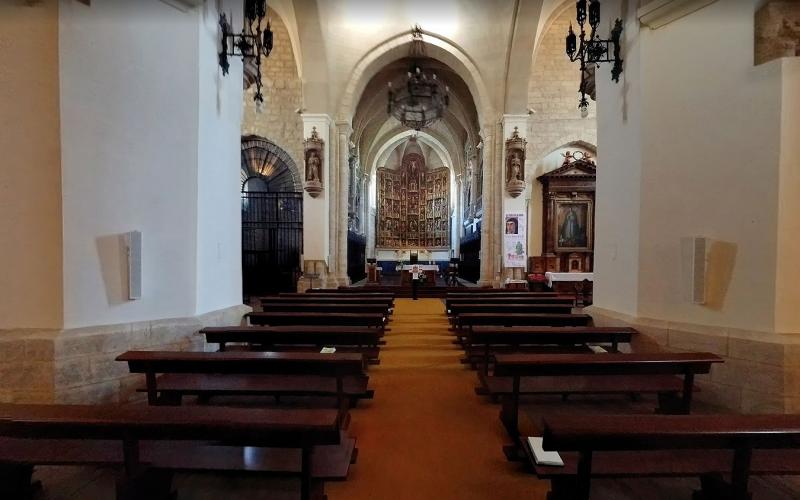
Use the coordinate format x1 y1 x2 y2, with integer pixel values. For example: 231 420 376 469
117 350 366 376
450 303 574 315
259 303 390 314
468 326 636 346
493 352 722 377
0 404 341 446
458 313 592 327
247 312 386 327
263 296 393 305
542 414 800 452
201 326 381 348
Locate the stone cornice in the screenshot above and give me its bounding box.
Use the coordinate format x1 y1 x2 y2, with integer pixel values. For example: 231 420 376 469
638 0 719 29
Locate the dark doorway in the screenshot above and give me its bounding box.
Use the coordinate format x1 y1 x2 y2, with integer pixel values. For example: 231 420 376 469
459 222 481 283
241 136 303 298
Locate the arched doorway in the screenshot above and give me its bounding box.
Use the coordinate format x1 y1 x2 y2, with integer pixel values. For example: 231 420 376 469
241 136 303 297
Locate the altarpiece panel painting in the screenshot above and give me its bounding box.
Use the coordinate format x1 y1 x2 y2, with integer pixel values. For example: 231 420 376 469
376 152 450 249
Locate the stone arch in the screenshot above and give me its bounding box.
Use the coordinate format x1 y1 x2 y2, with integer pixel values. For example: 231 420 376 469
240 135 302 192
336 29 495 126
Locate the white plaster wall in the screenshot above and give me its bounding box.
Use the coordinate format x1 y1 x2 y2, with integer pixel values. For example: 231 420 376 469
593 0 643 317
196 0 244 315
775 58 800 333
636 0 782 331
0 1 64 329
59 0 200 328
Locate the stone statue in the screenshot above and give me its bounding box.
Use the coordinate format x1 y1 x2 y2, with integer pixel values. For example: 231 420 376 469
510 153 522 181
307 151 320 181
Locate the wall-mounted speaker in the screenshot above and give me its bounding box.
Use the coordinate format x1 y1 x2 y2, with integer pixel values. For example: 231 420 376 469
681 236 706 305
125 231 142 300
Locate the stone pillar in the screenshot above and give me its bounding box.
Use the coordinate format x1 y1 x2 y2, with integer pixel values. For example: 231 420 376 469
454 173 463 257
298 114 336 290
478 123 496 287
335 121 353 286
501 115 530 282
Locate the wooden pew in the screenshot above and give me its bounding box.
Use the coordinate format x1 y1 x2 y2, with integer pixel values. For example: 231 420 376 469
492 352 723 457
465 326 637 376
201 326 383 364
0 403 350 500
454 313 593 343
447 291 560 298
280 292 395 306
247 312 387 334
264 296 394 308
116 351 374 427
445 296 575 313
533 414 800 500
259 302 391 315
450 303 574 322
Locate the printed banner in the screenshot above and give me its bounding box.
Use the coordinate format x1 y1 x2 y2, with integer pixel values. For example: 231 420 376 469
503 211 527 268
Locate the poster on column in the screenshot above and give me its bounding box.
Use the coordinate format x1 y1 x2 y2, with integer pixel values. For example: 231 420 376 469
503 212 527 268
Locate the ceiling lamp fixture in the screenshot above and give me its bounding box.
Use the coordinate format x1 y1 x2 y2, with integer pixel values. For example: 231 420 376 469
387 25 450 131
566 0 623 117
219 0 274 104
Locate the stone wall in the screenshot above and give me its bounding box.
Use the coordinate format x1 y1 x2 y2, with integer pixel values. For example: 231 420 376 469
0 304 249 404
527 7 598 161
241 8 303 174
589 306 800 414
755 1 800 65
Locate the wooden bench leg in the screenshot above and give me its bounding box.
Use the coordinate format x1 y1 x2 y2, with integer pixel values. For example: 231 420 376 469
116 468 174 500
695 473 753 500
547 477 583 500
0 464 35 500
656 391 685 415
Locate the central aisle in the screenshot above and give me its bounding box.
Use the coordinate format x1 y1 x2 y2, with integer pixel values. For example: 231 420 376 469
327 298 547 500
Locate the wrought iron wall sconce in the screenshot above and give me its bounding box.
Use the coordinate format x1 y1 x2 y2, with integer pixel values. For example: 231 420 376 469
219 0 273 103
566 0 623 117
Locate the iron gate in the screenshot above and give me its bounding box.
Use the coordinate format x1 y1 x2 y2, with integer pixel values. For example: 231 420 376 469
242 191 303 297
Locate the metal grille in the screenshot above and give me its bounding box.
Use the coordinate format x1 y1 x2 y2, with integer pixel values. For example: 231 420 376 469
242 192 303 297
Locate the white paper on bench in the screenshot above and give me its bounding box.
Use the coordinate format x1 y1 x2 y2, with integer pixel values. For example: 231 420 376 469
589 345 608 354
527 437 564 467
320 347 337 354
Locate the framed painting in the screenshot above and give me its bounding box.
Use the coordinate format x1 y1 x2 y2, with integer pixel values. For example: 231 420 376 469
553 200 593 252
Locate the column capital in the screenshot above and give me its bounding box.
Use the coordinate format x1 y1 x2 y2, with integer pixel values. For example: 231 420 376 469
335 119 353 135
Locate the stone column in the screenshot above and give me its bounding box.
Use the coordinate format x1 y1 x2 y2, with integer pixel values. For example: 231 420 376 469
478 123 496 287
454 173 463 257
336 121 353 286
297 114 336 291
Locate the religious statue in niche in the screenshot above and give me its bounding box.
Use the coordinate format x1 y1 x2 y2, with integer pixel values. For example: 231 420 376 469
303 127 324 198
505 126 527 198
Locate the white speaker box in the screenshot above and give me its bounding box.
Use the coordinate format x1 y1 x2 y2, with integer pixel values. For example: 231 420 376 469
681 236 706 304
126 231 142 300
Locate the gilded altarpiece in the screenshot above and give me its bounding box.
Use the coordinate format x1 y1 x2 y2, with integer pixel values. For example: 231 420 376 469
377 153 450 249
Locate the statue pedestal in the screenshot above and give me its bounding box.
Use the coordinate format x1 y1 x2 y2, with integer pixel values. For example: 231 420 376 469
304 180 323 198
506 179 525 198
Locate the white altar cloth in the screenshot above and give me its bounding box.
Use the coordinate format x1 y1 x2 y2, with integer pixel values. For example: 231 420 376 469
401 265 439 271
544 272 594 288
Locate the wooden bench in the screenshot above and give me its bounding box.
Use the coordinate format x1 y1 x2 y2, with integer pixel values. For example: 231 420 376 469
447 291 560 298
449 304 575 326
533 414 800 500
247 312 387 334
0 403 351 500
493 352 723 457
116 351 374 427
454 313 593 343
264 296 394 308
201 326 383 364
465 326 637 376
259 302 391 315
445 296 575 312
279 293 395 307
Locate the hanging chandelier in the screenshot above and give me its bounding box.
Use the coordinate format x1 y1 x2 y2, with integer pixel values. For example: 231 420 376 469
565 0 623 117
219 0 274 104
387 26 450 131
